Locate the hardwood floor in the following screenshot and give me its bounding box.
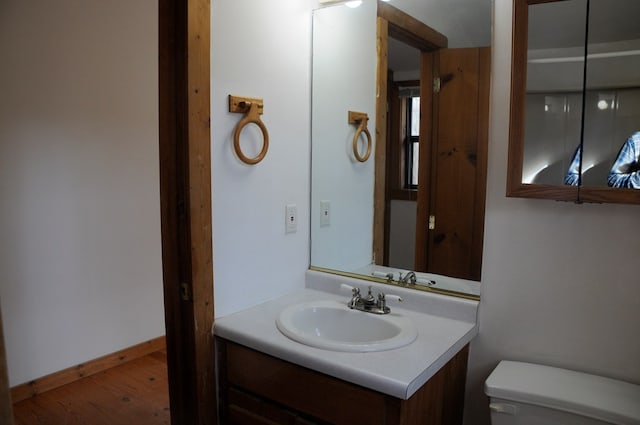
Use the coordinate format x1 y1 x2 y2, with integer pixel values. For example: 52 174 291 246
13 351 170 425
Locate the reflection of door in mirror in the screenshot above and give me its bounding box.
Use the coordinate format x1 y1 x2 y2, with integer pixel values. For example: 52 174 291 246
377 5 490 281
414 48 490 281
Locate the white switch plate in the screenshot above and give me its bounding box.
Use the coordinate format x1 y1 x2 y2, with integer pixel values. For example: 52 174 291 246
320 200 330 226
285 204 297 234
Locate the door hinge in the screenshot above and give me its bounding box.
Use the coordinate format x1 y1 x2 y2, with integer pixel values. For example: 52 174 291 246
433 77 441 93
428 215 436 230
180 282 191 301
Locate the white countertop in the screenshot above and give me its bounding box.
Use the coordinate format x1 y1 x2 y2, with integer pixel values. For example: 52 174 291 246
213 270 479 400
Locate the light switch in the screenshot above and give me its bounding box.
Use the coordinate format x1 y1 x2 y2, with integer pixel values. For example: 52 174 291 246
285 204 297 234
320 200 330 226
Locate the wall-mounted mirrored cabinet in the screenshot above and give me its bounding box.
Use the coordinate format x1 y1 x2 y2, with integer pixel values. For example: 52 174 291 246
507 0 640 204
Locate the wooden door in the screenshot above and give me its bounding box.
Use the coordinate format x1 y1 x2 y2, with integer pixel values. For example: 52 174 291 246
415 47 490 281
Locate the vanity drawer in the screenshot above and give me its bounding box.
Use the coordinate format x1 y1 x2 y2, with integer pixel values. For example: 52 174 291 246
228 387 325 425
220 340 392 425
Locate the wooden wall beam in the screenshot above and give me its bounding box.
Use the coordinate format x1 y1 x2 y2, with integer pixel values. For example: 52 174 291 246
159 0 215 423
0 301 14 425
373 16 389 266
377 1 448 51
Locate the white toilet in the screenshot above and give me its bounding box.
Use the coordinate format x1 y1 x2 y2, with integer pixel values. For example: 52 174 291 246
485 361 640 425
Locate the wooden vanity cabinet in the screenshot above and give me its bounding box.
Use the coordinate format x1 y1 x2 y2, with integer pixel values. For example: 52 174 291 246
216 338 469 425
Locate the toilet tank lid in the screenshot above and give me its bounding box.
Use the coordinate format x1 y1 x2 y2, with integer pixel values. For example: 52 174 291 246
484 361 640 425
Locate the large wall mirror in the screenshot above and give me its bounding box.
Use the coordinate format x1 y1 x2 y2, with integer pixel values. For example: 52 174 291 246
310 0 491 298
507 0 640 204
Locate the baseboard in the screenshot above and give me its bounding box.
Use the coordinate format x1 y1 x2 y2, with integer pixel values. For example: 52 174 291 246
11 335 166 403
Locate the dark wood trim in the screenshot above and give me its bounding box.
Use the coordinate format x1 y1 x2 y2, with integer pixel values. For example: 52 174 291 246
377 1 448 51
470 47 491 280
11 337 166 403
390 189 418 201
0 302 13 425
506 0 578 202
373 16 389 266
579 186 640 204
159 0 215 423
415 51 435 272
384 70 397 265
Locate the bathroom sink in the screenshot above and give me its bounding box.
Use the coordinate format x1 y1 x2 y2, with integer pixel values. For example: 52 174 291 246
275 300 417 352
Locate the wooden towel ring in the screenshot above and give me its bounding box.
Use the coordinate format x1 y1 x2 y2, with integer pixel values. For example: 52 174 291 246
349 111 372 162
229 95 269 165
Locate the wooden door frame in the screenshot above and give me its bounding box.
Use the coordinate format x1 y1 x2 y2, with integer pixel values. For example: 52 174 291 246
0 301 13 425
159 0 216 424
374 1 447 267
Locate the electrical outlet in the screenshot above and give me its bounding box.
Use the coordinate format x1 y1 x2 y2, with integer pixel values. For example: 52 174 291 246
320 200 330 226
285 204 297 234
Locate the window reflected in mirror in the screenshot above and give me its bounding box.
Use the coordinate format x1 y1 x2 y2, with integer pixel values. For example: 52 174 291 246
404 93 420 189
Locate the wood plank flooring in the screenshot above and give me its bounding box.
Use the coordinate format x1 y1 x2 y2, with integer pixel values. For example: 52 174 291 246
13 351 170 425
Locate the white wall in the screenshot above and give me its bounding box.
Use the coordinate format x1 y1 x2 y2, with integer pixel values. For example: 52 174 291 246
0 0 164 386
211 0 312 317
463 0 640 423
310 2 377 272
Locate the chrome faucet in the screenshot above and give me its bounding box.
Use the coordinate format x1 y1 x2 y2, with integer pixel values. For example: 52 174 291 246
399 271 417 286
345 285 402 315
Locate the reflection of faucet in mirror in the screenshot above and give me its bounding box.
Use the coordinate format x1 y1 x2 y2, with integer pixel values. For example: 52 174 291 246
608 132 640 189
399 271 416 286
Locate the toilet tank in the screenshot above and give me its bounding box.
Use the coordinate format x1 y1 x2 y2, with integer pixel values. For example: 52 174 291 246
485 361 640 425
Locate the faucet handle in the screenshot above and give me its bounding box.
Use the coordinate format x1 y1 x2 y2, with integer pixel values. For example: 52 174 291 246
384 294 403 303
340 283 356 293
340 283 360 300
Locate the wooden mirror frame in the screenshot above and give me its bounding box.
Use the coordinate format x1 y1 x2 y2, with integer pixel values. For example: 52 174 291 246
506 0 640 205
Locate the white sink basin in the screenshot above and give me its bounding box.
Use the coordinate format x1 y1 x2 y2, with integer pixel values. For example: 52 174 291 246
276 300 417 352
